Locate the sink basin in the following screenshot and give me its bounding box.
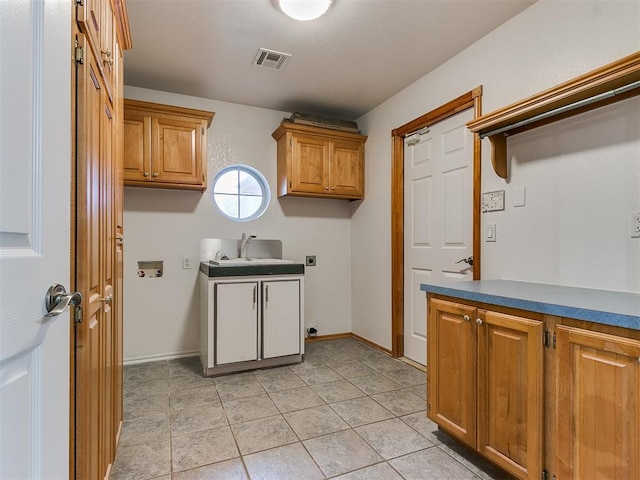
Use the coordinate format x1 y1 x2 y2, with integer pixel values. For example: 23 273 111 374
210 258 294 266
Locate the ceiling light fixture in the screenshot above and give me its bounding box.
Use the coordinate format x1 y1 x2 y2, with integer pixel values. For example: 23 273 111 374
278 0 333 21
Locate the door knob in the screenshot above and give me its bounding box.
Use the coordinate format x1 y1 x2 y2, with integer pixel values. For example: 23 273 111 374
100 295 113 305
455 257 473 266
463 315 471 322
45 284 82 317
476 318 483 326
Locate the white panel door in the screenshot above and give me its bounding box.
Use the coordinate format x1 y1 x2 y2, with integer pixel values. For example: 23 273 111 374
215 282 259 365
403 108 474 365
262 280 301 359
0 1 71 478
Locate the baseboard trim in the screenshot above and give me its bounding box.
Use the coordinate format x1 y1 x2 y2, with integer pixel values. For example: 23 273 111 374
124 350 199 366
305 332 393 357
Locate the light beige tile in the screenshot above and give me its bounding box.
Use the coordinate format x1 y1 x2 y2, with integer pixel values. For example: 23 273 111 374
331 462 404 480
348 374 401 395
332 361 377 379
231 415 299 455
390 448 478 479
269 386 325 413
125 379 170 400
295 365 343 385
124 392 169 420
170 373 217 392
223 394 279 424
111 439 171 480
214 371 257 385
330 397 394 427
172 458 249 480
383 366 426 387
284 405 349 440
170 384 220 411
124 361 169 385
119 413 170 446
169 356 202 377
436 436 513 479
399 411 443 445
355 418 433 459
243 442 324 480
171 402 228 436
256 371 306 393
172 426 239 473
362 356 406 375
310 379 365 403
303 429 383 477
407 384 427 400
371 389 425 416
216 377 266 402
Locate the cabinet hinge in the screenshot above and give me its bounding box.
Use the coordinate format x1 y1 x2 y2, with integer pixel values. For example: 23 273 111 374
289 138 293 147
201 127 204 135
74 41 84 65
541 470 547 480
543 330 550 348
427 402 431 412
74 305 83 324
552 331 556 349
289 180 292 188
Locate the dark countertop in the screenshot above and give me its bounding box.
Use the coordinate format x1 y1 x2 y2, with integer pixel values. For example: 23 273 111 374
200 262 305 277
420 279 640 330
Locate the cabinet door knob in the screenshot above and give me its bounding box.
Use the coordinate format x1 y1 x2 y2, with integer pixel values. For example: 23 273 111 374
331 186 335 190
324 187 329 191
152 172 159 177
143 172 149 177
476 318 483 325
463 315 470 322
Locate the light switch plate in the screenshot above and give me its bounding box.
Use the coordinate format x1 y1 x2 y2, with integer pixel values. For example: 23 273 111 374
482 190 505 212
486 223 496 242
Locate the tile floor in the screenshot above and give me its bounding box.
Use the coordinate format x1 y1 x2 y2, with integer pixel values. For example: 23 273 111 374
112 337 511 480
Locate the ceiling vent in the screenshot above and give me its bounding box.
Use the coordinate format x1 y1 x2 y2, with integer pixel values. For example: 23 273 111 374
253 48 291 70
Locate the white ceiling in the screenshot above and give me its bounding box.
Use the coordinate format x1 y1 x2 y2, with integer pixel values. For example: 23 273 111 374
124 0 536 120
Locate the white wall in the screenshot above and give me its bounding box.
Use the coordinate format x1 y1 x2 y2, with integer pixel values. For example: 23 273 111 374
352 0 640 349
123 87 353 362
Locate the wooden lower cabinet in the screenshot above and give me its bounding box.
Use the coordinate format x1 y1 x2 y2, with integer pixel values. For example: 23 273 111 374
427 297 544 480
428 294 640 480
555 325 640 479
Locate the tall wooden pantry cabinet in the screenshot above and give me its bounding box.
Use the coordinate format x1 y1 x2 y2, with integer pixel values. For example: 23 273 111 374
73 1 131 479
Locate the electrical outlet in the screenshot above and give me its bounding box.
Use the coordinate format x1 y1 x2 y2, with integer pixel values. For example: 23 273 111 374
631 213 640 238
182 256 192 269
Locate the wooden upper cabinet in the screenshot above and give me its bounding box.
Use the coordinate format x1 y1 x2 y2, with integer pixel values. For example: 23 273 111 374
555 325 640 480
272 122 366 200
76 0 116 102
123 99 214 191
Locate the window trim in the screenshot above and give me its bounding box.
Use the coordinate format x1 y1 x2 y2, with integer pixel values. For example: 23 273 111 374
212 164 271 223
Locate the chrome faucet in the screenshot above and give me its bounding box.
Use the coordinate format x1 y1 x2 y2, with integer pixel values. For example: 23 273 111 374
240 231 256 258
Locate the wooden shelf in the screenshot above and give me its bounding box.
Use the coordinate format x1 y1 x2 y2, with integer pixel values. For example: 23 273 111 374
467 51 640 178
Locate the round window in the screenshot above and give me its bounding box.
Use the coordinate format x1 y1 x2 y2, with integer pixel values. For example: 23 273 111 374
212 165 270 222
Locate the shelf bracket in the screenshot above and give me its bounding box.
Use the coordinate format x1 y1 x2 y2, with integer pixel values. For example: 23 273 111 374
488 134 508 179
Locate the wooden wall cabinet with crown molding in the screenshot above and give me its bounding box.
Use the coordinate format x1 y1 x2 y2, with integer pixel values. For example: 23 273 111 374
123 99 214 192
272 123 367 200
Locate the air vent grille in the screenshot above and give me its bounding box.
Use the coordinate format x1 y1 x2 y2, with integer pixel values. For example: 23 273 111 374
253 48 291 70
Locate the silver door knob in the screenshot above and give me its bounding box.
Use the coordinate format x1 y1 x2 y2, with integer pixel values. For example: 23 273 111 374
463 315 470 322
455 257 474 266
143 172 149 177
100 295 113 305
45 284 82 317
152 172 159 177
476 318 483 325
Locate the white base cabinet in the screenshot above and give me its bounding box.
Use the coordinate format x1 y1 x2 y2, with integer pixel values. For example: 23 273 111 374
200 272 304 376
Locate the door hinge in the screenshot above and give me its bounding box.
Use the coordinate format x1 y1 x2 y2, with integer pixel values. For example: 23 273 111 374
76 0 84 5
543 330 550 348
74 305 83 324
74 42 84 65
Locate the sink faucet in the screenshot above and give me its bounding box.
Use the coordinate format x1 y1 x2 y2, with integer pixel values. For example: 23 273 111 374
240 231 256 258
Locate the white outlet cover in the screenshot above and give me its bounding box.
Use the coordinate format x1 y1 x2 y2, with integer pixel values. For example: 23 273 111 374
632 213 640 238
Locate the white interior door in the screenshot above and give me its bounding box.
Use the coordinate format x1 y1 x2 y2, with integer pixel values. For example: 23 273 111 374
403 108 474 365
0 1 71 478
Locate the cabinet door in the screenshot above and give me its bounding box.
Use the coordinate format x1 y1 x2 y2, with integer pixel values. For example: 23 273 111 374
427 298 477 447
152 116 204 186
262 280 301 359
123 111 150 182
330 139 364 197
477 311 543 480
290 133 329 194
215 282 259 365
556 325 640 480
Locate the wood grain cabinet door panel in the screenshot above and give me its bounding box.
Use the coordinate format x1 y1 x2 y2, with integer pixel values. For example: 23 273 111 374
330 139 363 197
152 117 203 185
556 325 640 480
123 112 150 182
477 310 543 480
290 133 329 194
427 298 477 447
